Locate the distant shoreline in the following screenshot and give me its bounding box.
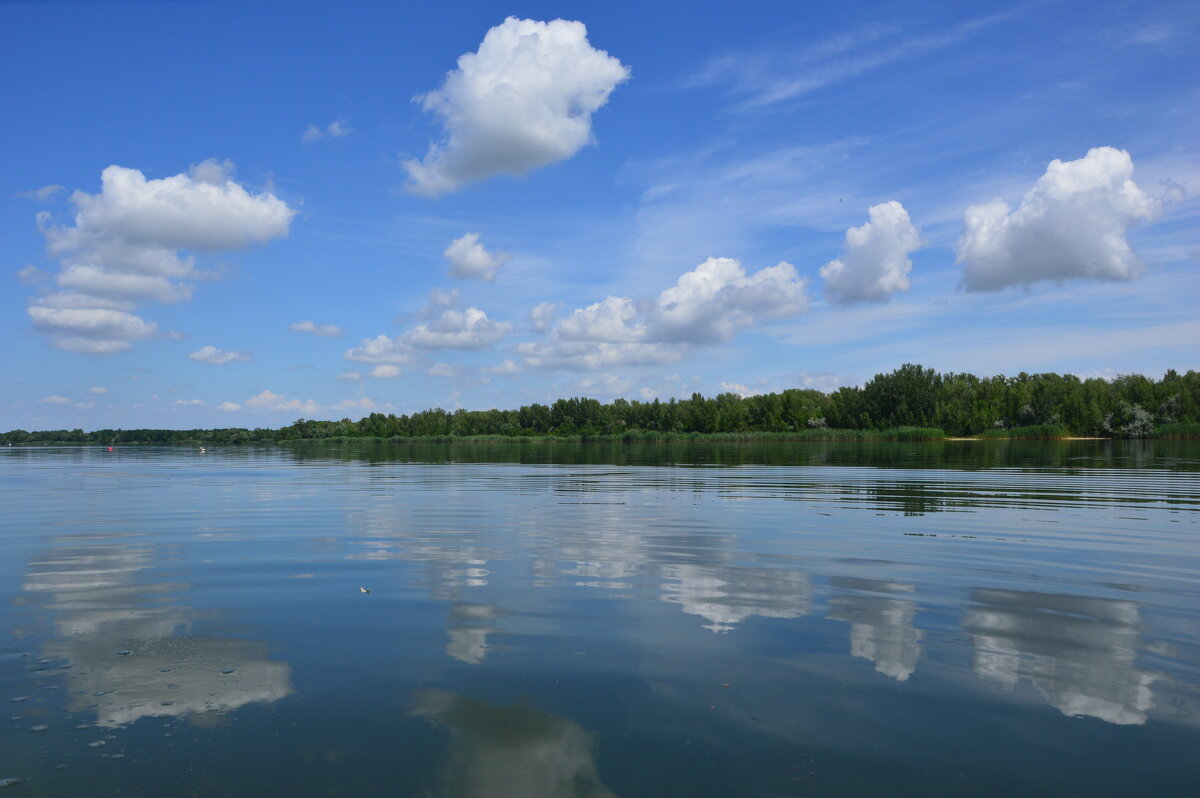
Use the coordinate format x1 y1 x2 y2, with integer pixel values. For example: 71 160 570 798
5 429 1195 447
5 364 1199 445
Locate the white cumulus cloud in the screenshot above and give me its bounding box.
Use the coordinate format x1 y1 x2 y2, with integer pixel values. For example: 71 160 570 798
244 390 320 415
518 257 809 370
444 232 510 281
820 201 923 303
529 301 560 332
290 320 344 337
27 306 161 354
39 395 72 405
401 307 512 350
653 257 808 343
558 296 647 342
956 147 1160 291
188 345 252 365
403 17 630 196
344 334 417 365
88 386 108 395
720 381 760 397
27 160 295 354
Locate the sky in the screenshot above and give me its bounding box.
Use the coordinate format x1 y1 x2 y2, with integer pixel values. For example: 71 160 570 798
2 0 1197 430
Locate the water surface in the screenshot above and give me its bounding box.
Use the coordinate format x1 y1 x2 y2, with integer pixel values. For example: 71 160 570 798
2 440 1198 796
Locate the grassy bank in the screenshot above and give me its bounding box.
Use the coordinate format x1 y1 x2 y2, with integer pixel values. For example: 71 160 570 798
279 427 950 444
975 424 1073 440
1153 422 1200 439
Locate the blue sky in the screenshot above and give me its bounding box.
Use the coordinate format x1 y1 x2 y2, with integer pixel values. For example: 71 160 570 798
2 0 1197 430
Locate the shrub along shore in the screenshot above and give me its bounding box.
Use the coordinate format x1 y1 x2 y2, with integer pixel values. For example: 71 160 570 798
4 364 1199 445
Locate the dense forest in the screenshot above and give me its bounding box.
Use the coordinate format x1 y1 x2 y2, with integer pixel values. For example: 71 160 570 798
4 364 1199 445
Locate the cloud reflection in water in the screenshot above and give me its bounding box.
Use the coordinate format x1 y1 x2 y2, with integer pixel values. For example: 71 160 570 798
828 577 923 681
413 689 617 798
964 588 1154 725
24 538 292 727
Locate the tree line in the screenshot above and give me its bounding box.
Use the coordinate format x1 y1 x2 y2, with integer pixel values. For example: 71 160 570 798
3 364 1199 446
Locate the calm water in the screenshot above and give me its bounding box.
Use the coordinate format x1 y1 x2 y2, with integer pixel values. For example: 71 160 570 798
2 440 1198 796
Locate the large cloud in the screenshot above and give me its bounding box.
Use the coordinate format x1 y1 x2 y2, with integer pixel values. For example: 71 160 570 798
444 232 510 281
820 201 922 303
403 17 630 197
28 161 295 353
518 257 808 370
956 147 1160 291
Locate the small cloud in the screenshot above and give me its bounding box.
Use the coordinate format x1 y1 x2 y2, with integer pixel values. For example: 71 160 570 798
17 265 46 284
219 401 241 412
245 389 284 409
19 184 66 201
344 335 416 365
529 301 560 332
39 395 71 404
303 119 353 143
482 359 522 375
337 371 364 382
244 389 320 414
174 399 204 406
820 201 923 304
188 345 253 365
74 401 96 409
428 362 459 378
402 307 512 350
576 373 632 396
330 397 377 411
370 364 402 379
719 381 759 397
444 232 510 281
88 386 108 395
290 320 344 337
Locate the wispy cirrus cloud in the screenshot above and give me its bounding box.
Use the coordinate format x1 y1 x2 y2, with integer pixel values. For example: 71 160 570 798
687 12 1013 111
302 119 352 142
